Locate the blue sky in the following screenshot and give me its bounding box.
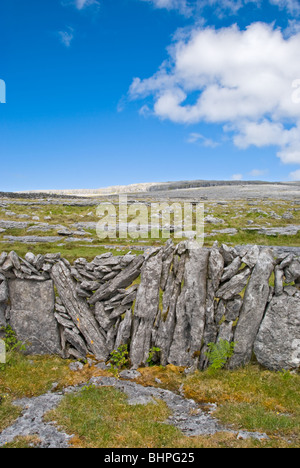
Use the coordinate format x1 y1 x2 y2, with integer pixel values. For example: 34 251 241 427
1 0 300 191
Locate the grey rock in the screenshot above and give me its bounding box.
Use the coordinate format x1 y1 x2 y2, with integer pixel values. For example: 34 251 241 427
33 254 45 270
51 261 108 361
254 293 300 371
279 254 294 269
94 301 114 331
156 268 181 366
168 243 209 367
63 328 88 359
284 259 300 283
208 247 224 290
205 215 225 224
216 267 251 301
241 245 260 268
69 361 84 371
243 225 300 236
0 280 8 302
220 244 238 265
1 255 14 272
119 369 141 380
114 309 132 350
0 303 6 328
8 279 61 355
3 235 62 244
225 295 243 321
130 249 163 368
54 312 75 329
0 220 29 229
229 249 275 368
274 266 284 296
0 392 71 448
284 285 299 296
215 298 226 326
89 255 145 304
217 320 235 343
221 256 242 282
282 211 294 220
237 431 269 441
0 252 8 266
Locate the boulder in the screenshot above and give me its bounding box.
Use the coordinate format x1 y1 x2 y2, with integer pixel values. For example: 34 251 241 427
8 279 61 355
216 267 251 301
168 243 210 367
254 294 300 371
130 249 163 368
229 249 275 368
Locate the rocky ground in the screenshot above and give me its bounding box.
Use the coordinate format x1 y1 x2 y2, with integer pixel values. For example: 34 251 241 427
0 181 300 258
0 370 269 448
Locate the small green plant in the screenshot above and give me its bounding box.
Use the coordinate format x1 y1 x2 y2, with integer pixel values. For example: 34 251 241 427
1 325 26 353
146 347 161 366
205 339 236 372
109 344 129 377
0 325 27 371
278 368 293 381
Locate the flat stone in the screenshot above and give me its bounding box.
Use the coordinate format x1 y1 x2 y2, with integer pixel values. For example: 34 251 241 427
8 279 61 355
254 293 300 371
230 249 275 368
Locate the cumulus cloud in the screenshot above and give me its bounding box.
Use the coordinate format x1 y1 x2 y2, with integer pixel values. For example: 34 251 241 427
249 169 268 177
269 0 300 16
231 174 243 180
129 22 300 164
187 132 219 148
290 169 300 180
62 0 100 10
141 0 300 17
75 0 99 9
58 27 74 47
140 0 193 16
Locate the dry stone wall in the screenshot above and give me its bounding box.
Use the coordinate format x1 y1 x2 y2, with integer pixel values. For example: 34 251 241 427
0 241 299 372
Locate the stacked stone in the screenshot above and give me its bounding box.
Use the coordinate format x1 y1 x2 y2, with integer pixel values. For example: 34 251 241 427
0 242 299 372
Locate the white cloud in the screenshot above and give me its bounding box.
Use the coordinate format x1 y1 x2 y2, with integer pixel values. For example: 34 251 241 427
140 0 192 16
290 169 300 180
58 27 74 47
249 169 268 177
269 0 300 16
129 22 300 165
187 132 219 148
231 174 243 181
140 0 300 18
62 0 100 10
75 0 99 9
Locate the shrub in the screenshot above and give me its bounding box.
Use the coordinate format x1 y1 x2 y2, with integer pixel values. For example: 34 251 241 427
205 339 236 371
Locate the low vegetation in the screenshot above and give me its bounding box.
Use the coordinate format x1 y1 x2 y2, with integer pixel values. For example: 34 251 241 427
0 350 299 448
1 197 300 263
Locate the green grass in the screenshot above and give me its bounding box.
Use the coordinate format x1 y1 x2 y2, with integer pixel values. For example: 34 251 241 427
1 197 300 251
0 352 299 448
45 385 179 448
0 242 142 263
